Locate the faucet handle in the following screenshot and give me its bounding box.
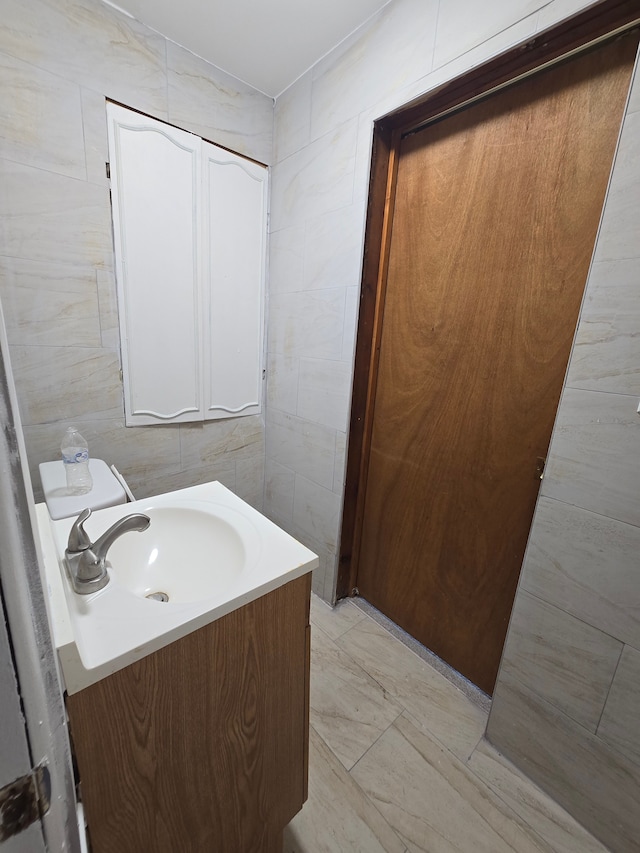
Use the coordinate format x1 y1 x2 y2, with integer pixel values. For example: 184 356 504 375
67 507 93 553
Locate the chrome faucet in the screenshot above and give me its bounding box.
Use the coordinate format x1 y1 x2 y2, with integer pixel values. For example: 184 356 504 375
65 507 151 594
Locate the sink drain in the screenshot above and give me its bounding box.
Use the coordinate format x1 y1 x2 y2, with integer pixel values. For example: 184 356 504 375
146 591 169 602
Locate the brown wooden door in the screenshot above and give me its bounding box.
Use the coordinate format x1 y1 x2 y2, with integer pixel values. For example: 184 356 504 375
356 36 637 695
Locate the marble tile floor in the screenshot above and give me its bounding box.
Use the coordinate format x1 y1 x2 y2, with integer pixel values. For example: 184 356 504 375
283 595 610 853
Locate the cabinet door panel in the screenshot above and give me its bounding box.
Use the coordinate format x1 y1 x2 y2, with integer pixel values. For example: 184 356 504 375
204 144 266 419
108 105 203 425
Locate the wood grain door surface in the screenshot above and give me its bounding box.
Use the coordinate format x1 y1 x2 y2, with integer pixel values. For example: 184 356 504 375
356 35 637 695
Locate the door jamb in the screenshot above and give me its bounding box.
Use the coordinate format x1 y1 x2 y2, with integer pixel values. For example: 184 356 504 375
337 0 640 600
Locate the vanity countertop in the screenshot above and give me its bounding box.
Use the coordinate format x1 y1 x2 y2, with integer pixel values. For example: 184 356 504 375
37 481 318 694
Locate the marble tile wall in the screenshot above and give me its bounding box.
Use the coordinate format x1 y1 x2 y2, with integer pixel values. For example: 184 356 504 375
266 0 640 848
0 0 273 510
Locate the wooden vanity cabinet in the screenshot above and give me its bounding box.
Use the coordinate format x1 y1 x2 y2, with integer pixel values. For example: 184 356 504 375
65 573 311 853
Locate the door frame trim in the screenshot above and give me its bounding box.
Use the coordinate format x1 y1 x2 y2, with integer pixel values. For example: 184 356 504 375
337 0 640 600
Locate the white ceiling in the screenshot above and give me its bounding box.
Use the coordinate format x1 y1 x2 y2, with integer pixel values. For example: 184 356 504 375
107 0 393 98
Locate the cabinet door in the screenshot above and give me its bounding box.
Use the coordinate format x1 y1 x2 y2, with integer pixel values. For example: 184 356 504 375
107 103 204 425
203 143 267 420
107 104 267 427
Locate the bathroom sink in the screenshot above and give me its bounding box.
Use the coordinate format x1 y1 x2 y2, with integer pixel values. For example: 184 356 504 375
106 504 257 604
37 481 318 694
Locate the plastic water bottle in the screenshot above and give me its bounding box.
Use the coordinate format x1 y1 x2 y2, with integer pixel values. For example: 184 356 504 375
61 427 93 495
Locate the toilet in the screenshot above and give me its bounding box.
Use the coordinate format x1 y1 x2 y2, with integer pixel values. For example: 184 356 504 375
39 459 131 520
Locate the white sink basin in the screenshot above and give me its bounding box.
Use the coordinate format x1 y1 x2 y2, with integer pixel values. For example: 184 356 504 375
106 503 258 604
37 481 318 694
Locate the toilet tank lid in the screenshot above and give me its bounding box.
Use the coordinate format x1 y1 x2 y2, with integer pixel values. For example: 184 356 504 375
39 459 128 520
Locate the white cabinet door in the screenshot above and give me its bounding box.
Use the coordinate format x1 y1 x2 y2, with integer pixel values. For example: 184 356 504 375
107 103 267 427
108 104 203 425
204 143 267 420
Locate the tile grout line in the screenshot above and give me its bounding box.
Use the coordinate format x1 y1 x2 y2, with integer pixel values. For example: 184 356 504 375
595 642 625 734
344 714 409 853
306 716 408 853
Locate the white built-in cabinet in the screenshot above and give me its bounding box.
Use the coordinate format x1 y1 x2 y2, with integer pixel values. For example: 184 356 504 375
106 103 267 426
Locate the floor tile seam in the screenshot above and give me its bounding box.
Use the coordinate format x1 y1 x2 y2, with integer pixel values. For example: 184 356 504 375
396 705 488 768
344 713 410 853
308 719 409 853
347 708 405 775
309 599 367 639
311 617 407 708
309 623 408 768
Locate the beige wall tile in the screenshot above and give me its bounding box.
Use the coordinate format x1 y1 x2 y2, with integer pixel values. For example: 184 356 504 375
266 351 299 415
333 429 347 494
179 417 263 469
265 408 336 490
274 71 312 164
487 670 640 852
0 160 113 269
341 284 361 361
541 387 640 527
292 474 342 552
0 50 86 180
269 119 358 233
521 497 640 649
268 288 347 359
595 110 640 262
297 357 351 431
95 269 120 351
125 459 237 501
0 0 168 116
434 0 543 68
309 0 437 141
0 257 101 348
12 345 122 426
78 420 182 484
263 457 295 528
499 591 622 731
598 644 640 764
166 42 273 165
567 258 640 395
267 224 305 295
234 457 264 510
303 204 365 292
286 520 336 601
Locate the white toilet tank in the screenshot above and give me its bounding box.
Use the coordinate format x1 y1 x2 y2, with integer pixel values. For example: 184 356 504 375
39 459 129 520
